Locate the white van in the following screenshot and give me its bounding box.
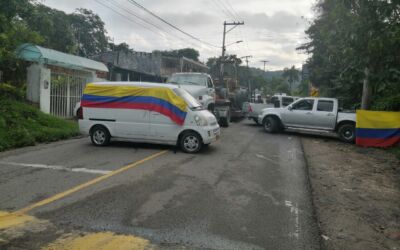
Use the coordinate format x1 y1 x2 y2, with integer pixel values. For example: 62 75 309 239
78 82 220 153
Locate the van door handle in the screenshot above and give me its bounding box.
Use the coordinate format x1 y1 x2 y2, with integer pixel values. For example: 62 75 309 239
152 113 160 116
306 112 313 115
327 113 335 117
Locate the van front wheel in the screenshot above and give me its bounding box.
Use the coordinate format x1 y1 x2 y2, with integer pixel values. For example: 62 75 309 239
90 126 110 146
180 132 202 153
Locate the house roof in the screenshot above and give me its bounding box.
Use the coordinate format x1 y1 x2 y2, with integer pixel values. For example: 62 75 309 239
16 43 108 72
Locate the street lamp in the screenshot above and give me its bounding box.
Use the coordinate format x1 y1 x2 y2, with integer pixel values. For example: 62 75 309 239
225 40 243 48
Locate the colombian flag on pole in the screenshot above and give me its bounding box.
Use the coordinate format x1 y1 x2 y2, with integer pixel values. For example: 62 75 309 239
356 110 400 147
81 83 187 125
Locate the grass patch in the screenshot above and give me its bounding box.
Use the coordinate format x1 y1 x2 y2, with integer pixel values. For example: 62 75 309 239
0 97 79 152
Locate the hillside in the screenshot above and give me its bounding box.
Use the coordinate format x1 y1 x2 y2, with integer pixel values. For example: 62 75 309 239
0 85 79 151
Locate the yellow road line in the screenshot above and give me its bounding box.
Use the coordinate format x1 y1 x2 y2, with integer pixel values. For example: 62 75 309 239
42 231 153 250
14 150 168 215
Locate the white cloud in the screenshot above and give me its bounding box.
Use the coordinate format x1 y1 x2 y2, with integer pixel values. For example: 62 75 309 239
41 0 315 70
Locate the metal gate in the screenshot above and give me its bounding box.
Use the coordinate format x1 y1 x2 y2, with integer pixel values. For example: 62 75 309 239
50 71 90 118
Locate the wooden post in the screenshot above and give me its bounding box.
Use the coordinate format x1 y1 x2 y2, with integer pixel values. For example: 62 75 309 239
361 67 370 110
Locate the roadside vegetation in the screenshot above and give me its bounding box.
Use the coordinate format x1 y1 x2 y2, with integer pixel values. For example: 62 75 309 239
299 0 400 111
0 84 79 152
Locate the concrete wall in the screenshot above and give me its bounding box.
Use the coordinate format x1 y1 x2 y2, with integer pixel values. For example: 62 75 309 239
94 51 209 81
26 64 41 103
96 51 162 77
39 67 51 114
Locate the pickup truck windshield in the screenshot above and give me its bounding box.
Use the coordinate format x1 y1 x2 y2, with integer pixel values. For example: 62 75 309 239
173 88 203 110
168 74 207 86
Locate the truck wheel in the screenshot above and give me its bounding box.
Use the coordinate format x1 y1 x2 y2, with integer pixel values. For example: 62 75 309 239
263 117 280 133
338 123 355 143
180 131 202 153
90 126 110 146
220 110 230 127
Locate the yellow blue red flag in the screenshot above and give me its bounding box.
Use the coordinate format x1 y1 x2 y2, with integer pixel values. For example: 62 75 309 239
356 110 400 147
81 83 187 125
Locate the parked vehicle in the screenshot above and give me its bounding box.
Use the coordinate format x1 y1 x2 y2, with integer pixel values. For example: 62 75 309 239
242 102 273 124
167 73 215 111
270 95 300 108
167 73 237 127
258 97 356 142
243 95 299 124
78 82 220 153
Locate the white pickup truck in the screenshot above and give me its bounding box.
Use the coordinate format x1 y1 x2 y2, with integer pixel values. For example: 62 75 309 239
258 97 356 142
243 95 298 124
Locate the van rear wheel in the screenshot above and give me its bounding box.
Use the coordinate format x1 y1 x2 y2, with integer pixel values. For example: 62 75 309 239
90 126 110 146
180 132 202 153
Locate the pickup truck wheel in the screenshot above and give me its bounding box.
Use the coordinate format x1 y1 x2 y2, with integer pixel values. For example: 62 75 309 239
90 126 110 146
338 123 355 143
180 132 202 153
263 117 280 133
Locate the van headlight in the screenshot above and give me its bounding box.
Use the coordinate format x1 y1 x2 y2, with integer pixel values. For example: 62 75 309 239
194 115 208 126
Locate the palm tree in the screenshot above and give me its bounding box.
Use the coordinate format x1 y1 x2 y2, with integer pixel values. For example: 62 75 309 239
282 66 300 95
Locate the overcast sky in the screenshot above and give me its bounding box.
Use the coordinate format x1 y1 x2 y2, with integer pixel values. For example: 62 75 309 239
42 0 315 70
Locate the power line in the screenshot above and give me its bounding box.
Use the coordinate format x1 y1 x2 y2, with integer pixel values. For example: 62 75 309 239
106 0 169 35
216 0 238 20
104 0 214 50
221 0 240 19
214 0 236 20
95 0 215 53
95 0 161 36
126 0 220 49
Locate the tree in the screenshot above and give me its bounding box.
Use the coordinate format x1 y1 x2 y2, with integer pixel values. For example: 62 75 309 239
154 48 200 61
23 3 76 53
282 66 300 95
69 8 109 57
299 0 400 110
0 0 43 84
110 42 133 53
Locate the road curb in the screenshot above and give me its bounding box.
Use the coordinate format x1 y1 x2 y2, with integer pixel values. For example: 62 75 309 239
299 137 324 250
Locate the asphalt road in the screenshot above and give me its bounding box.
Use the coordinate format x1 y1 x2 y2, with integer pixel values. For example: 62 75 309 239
0 119 321 249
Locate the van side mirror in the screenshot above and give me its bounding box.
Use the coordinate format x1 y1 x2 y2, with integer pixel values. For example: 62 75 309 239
288 106 293 111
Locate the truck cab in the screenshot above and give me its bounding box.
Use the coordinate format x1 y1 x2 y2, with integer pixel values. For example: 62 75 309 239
167 73 215 111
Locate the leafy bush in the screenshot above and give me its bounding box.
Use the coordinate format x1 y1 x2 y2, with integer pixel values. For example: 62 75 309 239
0 83 25 100
0 97 79 152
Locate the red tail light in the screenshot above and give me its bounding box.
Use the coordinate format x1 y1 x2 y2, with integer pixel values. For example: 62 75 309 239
77 107 83 119
248 104 253 112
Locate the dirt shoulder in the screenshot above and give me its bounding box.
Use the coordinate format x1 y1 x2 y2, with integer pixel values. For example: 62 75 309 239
302 137 400 250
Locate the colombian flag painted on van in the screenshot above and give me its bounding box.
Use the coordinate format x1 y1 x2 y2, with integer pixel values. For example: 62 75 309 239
356 110 400 147
81 83 187 125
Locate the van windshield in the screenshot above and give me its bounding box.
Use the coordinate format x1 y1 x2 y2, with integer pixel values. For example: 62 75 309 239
173 88 203 110
168 74 207 86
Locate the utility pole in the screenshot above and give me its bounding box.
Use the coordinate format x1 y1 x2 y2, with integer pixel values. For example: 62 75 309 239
219 21 244 86
260 60 269 72
361 67 370 110
241 55 252 101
